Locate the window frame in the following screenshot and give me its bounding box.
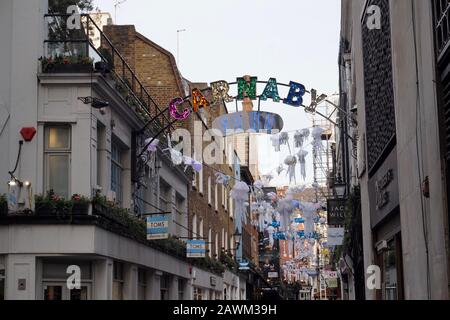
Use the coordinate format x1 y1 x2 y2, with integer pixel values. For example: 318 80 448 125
111 140 124 205
44 125 72 199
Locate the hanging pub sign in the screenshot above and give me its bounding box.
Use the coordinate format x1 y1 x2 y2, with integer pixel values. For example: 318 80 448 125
147 214 170 240
186 240 207 258
327 199 347 226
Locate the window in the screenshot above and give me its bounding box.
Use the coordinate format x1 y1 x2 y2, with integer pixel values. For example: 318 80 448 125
111 141 124 205
192 215 197 239
0 262 4 301
208 228 212 258
225 231 228 252
225 189 228 210
208 176 212 205
194 287 203 301
221 229 225 252
199 166 204 194
199 219 204 239
42 260 92 300
113 262 124 300
138 269 147 300
229 197 234 218
215 184 219 211
222 185 225 207
160 180 171 212
160 275 170 300
215 233 219 258
178 279 185 300
45 126 71 199
192 170 197 188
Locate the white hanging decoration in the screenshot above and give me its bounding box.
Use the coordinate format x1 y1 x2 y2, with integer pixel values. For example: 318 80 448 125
300 202 317 237
231 181 250 224
311 127 325 159
262 174 274 184
270 134 281 152
294 129 310 148
163 135 183 166
297 149 309 180
284 155 297 184
182 156 202 173
279 132 289 146
215 172 230 186
289 185 306 194
266 225 275 247
276 165 285 176
144 138 159 153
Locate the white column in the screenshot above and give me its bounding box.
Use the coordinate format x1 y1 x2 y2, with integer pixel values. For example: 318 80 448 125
148 270 162 300
169 275 178 300
5 255 36 300
123 264 138 300
93 259 113 300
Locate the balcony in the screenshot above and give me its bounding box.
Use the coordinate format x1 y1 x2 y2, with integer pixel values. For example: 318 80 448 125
42 14 173 137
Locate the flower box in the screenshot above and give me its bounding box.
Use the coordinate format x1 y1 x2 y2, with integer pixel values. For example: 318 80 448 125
44 63 93 73
35 203 56 216
71 203 89 216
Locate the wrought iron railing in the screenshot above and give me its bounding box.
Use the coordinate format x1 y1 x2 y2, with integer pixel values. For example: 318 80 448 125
43 14 173 136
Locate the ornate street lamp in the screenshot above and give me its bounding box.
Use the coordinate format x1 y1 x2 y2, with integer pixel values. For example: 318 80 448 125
333 174 347 199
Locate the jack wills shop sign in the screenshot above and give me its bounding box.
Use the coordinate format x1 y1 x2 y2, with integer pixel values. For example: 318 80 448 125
327 199 347 226
368 148 399 228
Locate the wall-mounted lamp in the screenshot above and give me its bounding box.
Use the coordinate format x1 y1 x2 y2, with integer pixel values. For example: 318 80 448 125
78 97 110 110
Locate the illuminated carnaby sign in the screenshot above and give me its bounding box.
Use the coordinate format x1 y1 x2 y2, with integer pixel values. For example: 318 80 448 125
169 76 307 123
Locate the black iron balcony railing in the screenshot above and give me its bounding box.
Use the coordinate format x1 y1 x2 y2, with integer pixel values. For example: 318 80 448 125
43 14 173 137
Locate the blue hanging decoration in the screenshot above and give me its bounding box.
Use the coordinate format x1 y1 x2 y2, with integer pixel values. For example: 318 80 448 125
260 78 281 102
272 221 281 228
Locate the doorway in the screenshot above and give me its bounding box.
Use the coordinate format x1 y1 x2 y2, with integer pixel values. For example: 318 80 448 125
43 282 91 300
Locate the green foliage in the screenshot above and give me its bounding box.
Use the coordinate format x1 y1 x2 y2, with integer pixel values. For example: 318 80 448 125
39 55 93 72
220 251 238 272
48 0 94 13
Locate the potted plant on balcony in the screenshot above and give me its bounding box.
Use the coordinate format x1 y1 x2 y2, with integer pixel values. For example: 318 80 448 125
92 192 108 216
39 55 94 73
70 194 90 216
95 48 114 73
34 190 70 217
0 194 8 217
34 191 56 216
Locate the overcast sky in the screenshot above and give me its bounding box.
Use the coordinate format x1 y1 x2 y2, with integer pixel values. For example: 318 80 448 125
94 0 341 187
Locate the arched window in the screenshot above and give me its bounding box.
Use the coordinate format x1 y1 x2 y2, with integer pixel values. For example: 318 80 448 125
208 228 212 258
192 215 197 239
215 233 219 258
199 219 204 239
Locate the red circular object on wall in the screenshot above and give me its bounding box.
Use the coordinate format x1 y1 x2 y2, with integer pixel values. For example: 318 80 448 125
20 127 37 142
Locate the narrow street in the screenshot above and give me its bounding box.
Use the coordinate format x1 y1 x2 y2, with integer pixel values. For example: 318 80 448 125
0 0 449 308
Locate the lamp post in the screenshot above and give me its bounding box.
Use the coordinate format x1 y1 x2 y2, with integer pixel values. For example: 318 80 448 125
333 174 347 199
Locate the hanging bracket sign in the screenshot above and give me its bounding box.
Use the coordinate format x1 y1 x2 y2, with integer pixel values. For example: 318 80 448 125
147 214 170 240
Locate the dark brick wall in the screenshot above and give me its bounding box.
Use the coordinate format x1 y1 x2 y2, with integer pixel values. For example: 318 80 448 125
362 0 396 172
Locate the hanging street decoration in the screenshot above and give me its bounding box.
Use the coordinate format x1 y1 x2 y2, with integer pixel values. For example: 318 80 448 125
166 77 307 124
186 240 207 258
